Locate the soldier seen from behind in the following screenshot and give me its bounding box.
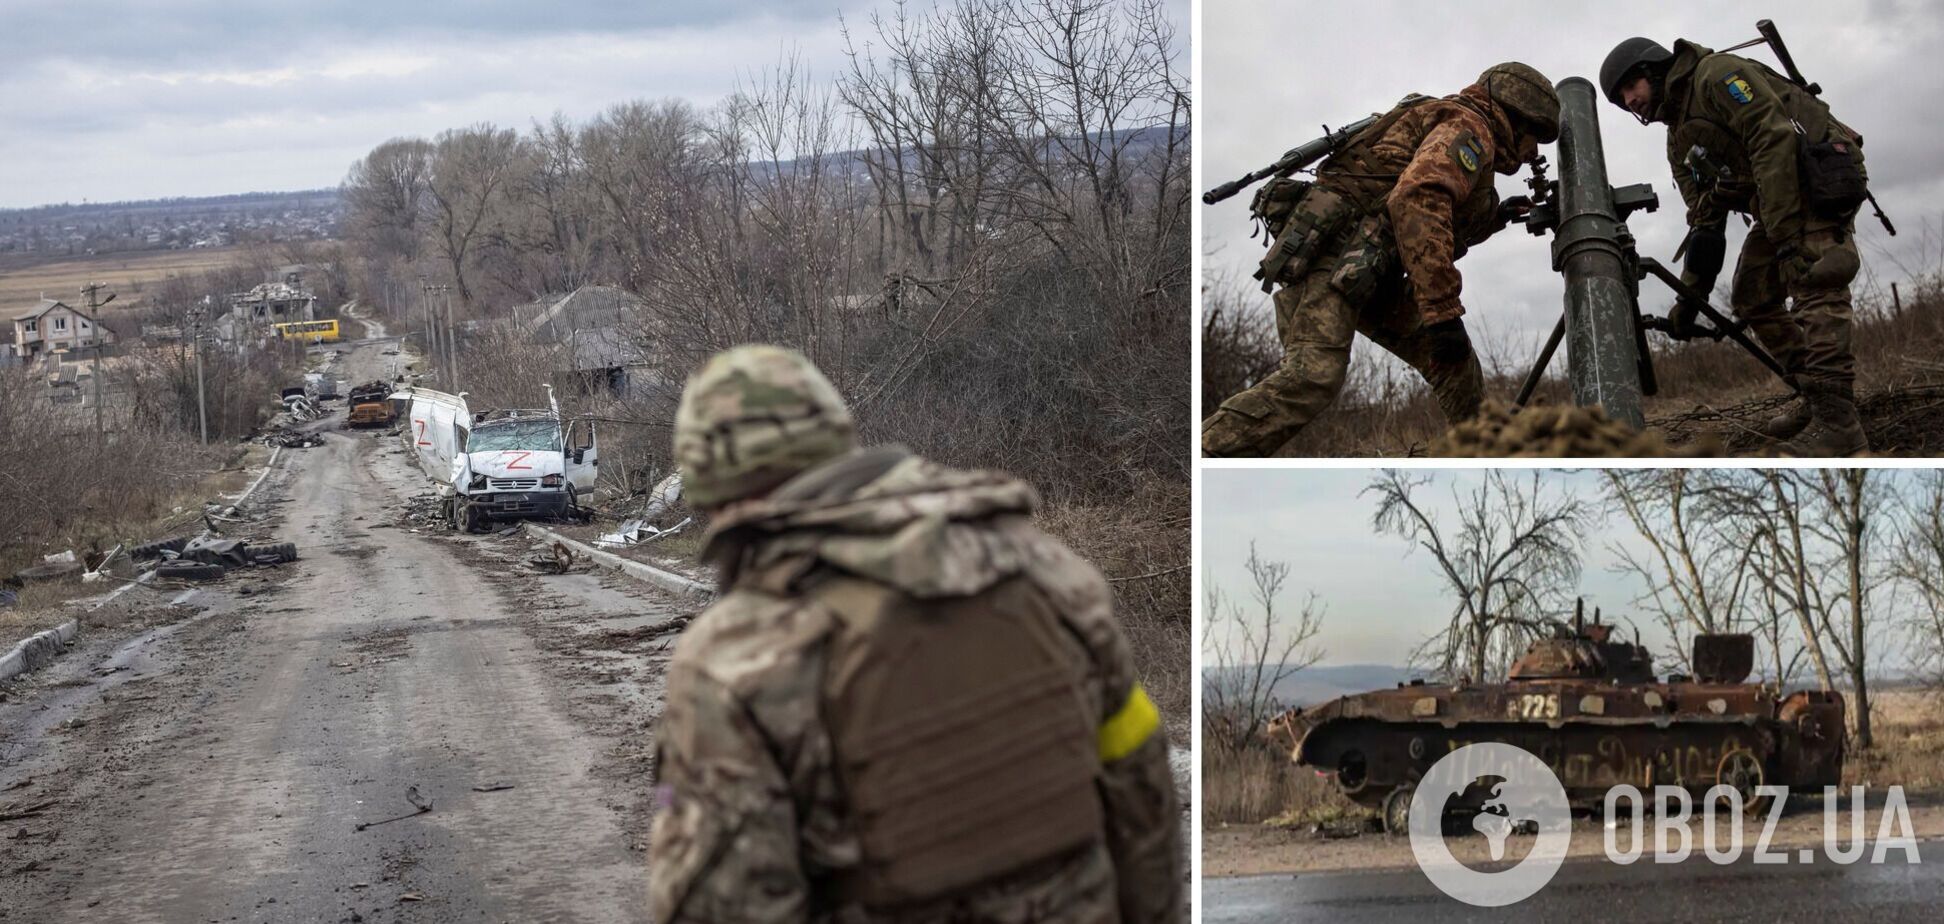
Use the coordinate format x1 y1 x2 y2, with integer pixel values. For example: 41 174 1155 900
1601 36 1874 455
1202 62 1560 457
647 345 1184 923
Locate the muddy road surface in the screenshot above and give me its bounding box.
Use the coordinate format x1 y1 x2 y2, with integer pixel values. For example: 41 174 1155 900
1 335 693 923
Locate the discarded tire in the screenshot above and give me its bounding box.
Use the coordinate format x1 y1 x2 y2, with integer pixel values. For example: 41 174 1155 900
15 561 80 583
131 536 192 560
250 543 299 565
155 562 226 581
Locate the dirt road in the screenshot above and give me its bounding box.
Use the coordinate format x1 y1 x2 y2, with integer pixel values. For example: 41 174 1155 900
1 335 692 922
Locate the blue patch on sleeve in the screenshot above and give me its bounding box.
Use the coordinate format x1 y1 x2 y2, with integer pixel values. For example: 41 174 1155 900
1723 74 1755 105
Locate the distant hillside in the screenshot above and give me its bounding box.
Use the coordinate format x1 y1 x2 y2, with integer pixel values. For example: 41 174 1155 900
1204 663 1420 708
0 190 341 261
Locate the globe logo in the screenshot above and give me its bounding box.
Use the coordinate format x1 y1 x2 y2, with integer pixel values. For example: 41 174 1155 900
1407 742 1572 906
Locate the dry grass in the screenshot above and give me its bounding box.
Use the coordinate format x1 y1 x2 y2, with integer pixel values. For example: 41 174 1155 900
1038 478 1191 741
1848 688 1944 791
1203 734 1366 829
0 247 246 314
1207 271 1944 457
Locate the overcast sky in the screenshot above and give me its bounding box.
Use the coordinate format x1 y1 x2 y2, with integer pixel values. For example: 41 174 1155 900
0 0 1185 209
1201 468 1919 678
1203 0 1944 351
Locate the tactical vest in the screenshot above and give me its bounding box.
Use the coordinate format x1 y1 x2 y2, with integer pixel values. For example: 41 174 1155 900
810 572 1104 910
1255 95 1500 291
1667 55 1864 220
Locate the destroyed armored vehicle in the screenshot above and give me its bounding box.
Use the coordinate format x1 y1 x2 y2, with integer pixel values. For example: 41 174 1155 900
1268 606 1847 833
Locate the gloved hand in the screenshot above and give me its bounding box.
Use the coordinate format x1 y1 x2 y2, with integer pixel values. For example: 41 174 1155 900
1492 195 1534 233
1422 318 1473 366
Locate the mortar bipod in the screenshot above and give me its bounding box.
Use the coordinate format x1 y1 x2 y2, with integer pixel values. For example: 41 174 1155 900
1514 258 1797 408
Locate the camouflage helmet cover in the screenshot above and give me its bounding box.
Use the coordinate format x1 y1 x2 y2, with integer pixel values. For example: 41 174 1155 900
1478 62 1561 143
674 344 857 508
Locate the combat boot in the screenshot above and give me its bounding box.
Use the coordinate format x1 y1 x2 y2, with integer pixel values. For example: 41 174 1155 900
1757 391 1812 442
1778 382 1868 457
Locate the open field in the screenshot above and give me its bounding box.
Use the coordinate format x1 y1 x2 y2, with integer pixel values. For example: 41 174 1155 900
0 247 247 315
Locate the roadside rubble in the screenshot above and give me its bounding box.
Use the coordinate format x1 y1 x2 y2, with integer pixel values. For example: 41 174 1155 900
594 473 690 548
259 425 324 449
128 533 300 583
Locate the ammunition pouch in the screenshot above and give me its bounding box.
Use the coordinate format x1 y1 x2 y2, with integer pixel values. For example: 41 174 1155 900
1798 135 1867 220
1326 216 1395 304
1255 184 1351 293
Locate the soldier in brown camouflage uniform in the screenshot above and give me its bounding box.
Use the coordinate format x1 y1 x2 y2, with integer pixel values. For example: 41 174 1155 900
648 345 1182 923
1602 37 1871 455
1202 62 1561 457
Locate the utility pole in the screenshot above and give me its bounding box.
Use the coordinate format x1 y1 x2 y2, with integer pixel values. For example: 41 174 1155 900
442 285 459 388
423 282 455 387
79 282 116 441
418 277 439 382
191 302 208 444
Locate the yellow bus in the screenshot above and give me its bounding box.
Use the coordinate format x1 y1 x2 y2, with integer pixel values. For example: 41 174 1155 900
274 319 341 344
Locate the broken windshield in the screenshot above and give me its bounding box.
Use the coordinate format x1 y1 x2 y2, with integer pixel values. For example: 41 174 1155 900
468 418 559 453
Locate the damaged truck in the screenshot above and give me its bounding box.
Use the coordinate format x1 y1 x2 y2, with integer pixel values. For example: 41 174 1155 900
395 385 599 533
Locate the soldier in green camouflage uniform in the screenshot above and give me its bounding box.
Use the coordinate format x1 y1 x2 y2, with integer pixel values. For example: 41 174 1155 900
1601 37 1871 455
1202 63 1561 458
648 344 1182 923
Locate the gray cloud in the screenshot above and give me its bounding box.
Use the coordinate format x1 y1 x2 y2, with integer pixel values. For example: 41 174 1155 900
1203 0 1944 356
0 0 1186 207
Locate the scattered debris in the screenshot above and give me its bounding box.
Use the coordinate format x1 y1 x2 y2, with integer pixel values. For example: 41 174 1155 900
260 425 324 449
471 783 516 793
130 536 191 561
594 517 691 549
525 542 582 575
155 561 226 582
595 473 691 547
398 893 425 903
80 544 123 583
13 556 80 584
281 391 324 421
354 786 433 832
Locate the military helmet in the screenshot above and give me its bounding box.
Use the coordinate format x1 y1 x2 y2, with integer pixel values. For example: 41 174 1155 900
673 344 857 509
1478 62 1560 144
1600 37 1675 105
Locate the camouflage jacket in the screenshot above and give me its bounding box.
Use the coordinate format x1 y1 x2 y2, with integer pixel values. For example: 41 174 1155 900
1315 82 1521 324
648 446 1182 924
1660 40 1866 254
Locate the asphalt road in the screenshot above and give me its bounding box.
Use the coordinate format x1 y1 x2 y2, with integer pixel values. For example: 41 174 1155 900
1204 838 1944 923
0 334 689 922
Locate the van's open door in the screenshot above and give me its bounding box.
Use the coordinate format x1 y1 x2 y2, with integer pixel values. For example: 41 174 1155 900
564 418 598 493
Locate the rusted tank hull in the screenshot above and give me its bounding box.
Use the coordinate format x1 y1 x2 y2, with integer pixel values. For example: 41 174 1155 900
1277 683 1845 810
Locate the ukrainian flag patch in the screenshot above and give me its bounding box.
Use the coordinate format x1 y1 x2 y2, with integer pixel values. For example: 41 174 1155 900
1724 73 1755 104
1450 131 1483 174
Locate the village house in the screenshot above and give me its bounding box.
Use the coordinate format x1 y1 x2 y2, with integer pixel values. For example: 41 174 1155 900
10 298 118 360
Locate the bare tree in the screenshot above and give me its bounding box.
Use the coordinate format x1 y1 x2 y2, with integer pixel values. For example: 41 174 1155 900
426 124 521 307
1202 541 1324 749
1604 469 1761 672
1733 471 1840 694
1803 469 1887 748
342 137 433 264
1366 470 1592 682
1891 471 1944 687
